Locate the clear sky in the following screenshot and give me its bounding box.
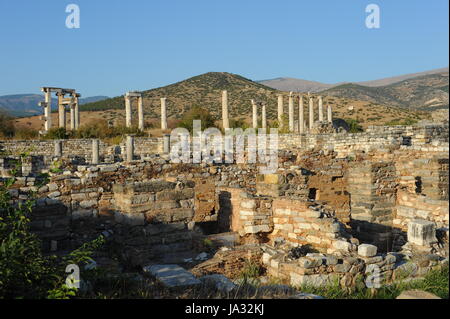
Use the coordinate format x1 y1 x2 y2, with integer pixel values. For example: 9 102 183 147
0 0 448 97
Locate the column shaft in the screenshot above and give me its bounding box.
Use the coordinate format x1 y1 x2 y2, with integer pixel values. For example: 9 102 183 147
309 98 314 131
261 103 267 129
138 96 144 131
288 92 294 132
251 99 258 129
299 96 304 134
58 94 65 129
125 96 132 128
277 95 284 129
44 90 52 131
318 96 324 122
327 104 333 123
161 97 168 130
92 139 99 164
222 90 229 129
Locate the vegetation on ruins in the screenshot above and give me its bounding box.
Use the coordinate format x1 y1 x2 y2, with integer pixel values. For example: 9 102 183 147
0 112 17 139
298 265 448 299
384 118 418 126
37 120 145 142
345 119 364 133
178 106 217 132
0 156 104 299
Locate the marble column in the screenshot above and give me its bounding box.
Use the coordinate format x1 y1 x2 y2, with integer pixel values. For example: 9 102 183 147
137 95 144 131
261 102 267 129
74 95 80 130
318 96 324 122
251 99 258 129
222 90 229 129
57 93 65 128
277 95 284 129
327 104 333 123
54 140 62 157
126 135 134 162
299 96 305 134
163 134 170 153
92 139 99 164
288 92 294 132
44 89 52 131
161 97 168 130
309 97 314 131
125 96 132 128
70 104 75 130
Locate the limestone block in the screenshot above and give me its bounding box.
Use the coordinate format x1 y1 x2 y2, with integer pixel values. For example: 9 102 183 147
290 273 337 288
143 264 200 288
407 219 437 246
333 240 352 252
358 244 378 257
244 225 271 234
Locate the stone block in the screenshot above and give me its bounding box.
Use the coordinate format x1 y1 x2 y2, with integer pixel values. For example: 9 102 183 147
407 219 437 246
143 264 200 288
358 244 378 257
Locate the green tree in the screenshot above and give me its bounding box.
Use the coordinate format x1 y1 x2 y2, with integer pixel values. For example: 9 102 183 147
178 106 216 132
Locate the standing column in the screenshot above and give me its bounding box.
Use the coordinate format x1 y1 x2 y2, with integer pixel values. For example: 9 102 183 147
277 95 284 129
222 90 229 129
137 95 144 131
44 89 52 131
74 95 80 130
92 139 99 164
261 102 267 130
309 97 314 131
54 140 62 157
69 96 75 131
163 134 170 153
125 95 132 128
57 93 65 129
318 96 324 122
299 96 305 134
251 99 258 129
161 97 168 130
126 135 134 162
288 92 294 132
327 104 333 123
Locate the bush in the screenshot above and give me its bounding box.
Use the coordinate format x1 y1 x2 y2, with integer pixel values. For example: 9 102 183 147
0 112 15 138
0 160 104 299
345 119 364 133
13 127 39 140
178 106 216 132
43 127 70 140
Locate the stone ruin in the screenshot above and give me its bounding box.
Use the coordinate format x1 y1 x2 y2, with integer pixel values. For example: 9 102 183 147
1 90 449 292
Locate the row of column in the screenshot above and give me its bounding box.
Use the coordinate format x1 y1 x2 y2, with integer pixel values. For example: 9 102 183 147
53 137 135 164
124 92 168 131
40 88 80 132
243 93 333 132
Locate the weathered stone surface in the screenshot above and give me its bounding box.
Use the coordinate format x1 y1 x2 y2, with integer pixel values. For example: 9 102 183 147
358 244 378 257
407 219 437 246
199 274 236 293
396 290 441 299
143 264 201 288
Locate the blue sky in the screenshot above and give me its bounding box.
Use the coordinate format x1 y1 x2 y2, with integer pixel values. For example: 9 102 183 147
0 0 448 97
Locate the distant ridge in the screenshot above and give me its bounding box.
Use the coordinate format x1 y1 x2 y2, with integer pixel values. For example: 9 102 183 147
0 94 109 117
259 67 449 92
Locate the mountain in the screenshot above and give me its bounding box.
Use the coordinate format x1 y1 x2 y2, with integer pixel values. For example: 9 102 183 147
0 94 109 117
259 67 449 93
257 78 335 93
74 72 426 129
81 72 279 120
321 71 449 110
